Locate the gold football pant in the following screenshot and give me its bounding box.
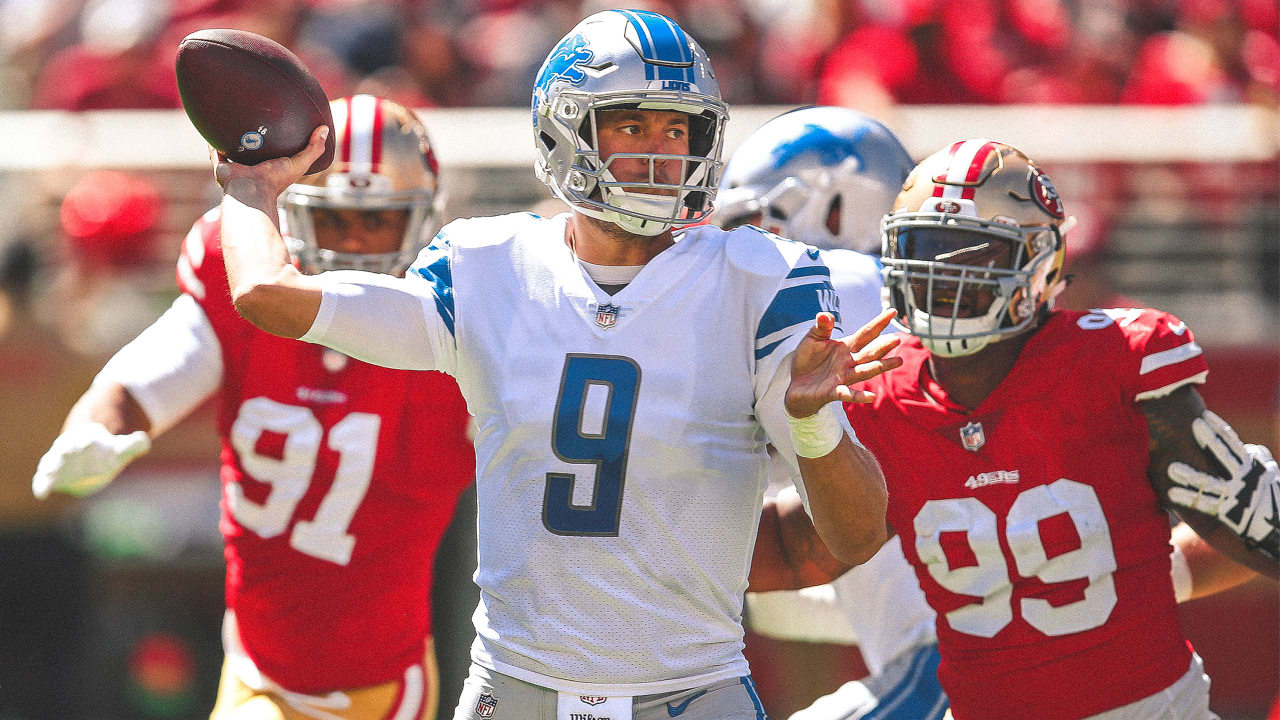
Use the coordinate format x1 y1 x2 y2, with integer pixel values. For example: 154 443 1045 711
210 639 439 720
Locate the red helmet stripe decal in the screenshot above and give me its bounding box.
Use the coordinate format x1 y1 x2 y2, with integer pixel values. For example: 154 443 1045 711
933 140 966 197
335 97 352 165
370 97 384 170
960 141 997 199
935 139 995 201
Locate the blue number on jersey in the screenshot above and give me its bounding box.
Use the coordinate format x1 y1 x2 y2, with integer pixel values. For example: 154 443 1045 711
542 354 641 536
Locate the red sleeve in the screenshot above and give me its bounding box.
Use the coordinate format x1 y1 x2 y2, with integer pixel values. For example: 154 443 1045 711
1116 308 1208 401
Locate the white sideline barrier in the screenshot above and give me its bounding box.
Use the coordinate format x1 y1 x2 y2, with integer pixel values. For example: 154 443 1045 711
0 105 1275 170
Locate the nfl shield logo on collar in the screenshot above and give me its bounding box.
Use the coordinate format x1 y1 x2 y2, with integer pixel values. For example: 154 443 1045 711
960 421 986 453
580 696 606 706
475 692 498 718
595 302 620 329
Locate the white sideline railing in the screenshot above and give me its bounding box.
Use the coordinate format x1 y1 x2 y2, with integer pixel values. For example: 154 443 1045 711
0 105 1275 171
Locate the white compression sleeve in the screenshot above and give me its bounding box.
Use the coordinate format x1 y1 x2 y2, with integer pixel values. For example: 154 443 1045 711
300 270 453 373
96 294 223 435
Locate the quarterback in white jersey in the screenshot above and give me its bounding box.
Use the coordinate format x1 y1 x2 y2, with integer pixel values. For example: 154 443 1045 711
715 107 948 720
212 11 901 719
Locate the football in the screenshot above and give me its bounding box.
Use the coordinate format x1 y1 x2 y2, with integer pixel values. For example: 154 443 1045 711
176 29 335 175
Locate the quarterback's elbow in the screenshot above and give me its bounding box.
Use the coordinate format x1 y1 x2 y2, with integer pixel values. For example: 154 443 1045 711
231 275 312 339
826 523 888 567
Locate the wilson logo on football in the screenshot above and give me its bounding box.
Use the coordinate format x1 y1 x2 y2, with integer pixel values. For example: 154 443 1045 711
239 126 267 151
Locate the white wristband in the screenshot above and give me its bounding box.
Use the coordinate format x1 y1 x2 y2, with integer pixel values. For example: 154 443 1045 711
1170 544 1193 603
786 403 846 458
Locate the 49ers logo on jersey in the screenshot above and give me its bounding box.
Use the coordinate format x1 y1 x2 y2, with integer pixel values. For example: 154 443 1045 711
1029 169 1064 219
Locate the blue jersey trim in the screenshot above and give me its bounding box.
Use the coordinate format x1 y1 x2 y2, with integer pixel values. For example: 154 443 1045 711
786 264 832 280
740 676 767 720
408 237 455 337
756 281 839 343
863 644 947 720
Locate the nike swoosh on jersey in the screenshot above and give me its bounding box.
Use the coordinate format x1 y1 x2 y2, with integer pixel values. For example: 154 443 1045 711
1167 321 1187 335
666 689 708 717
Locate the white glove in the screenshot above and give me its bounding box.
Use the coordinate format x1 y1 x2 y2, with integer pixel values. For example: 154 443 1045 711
32 423 151 499
1167 410 1279 561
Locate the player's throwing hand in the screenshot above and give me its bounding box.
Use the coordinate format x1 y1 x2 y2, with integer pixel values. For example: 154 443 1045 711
785 308 902 419
210 124 329 196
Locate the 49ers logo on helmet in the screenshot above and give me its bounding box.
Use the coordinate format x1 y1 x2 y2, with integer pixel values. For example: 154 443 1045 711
1029 169 1064 219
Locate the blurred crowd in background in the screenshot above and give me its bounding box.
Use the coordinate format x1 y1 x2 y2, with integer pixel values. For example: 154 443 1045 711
1 0 1277 113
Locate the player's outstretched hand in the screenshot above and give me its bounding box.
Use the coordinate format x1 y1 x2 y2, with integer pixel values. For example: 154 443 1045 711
209 124 329 196
32 423 151 499
785 308 902 419
1167 410 1280 562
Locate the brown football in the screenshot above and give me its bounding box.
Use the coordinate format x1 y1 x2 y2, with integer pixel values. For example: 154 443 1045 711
176 29 335 174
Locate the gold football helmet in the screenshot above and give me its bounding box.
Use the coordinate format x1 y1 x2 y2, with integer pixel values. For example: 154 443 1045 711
881 140 1075 356
283 94 442 275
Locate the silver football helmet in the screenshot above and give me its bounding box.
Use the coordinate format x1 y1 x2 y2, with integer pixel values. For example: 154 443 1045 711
715 106 913 253
532 9 729 236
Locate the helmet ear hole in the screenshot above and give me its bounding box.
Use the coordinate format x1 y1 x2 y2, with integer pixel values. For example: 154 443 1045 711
825 194 842 236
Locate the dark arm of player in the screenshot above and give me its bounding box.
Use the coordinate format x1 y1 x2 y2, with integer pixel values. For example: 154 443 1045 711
63 381 153 435
216 127 329 338
1171 521 1261 601
749 487 860 592
1141 385 1278 580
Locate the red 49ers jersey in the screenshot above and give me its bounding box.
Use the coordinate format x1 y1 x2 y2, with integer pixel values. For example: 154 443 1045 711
846 309 1208 720
177 208 475 694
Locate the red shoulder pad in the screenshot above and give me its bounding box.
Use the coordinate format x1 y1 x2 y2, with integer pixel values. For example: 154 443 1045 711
176 206 228 304
1077 307 1207 401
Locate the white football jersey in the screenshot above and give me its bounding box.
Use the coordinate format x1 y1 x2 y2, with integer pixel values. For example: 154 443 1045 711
765 248 936 677
820 248 884 333
305 211 854 695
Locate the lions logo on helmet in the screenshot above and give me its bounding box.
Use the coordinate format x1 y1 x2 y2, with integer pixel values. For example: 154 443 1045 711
282 94 442 276
715 106 914 253
532 10 729 236
881 139 1075 357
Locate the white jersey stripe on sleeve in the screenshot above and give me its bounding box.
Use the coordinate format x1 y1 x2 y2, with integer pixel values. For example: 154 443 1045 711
1139 341 1203 375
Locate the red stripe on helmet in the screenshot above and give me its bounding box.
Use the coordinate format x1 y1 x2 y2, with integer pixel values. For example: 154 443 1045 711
960 141 997 199
370 98 384 169
933 140 966 196
339 96 353 165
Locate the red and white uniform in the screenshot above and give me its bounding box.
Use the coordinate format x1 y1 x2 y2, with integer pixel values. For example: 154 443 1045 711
173 209 474 693
845 308 1208 720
